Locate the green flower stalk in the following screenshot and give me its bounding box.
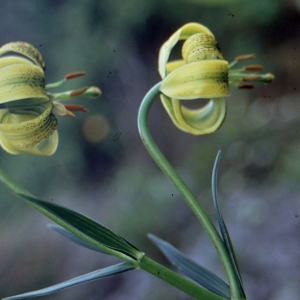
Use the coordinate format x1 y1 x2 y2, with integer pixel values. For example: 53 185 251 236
159 22 274 135
0 42 101 155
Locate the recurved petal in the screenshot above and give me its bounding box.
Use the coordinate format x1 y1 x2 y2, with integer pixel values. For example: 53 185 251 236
160 60 229 99
0 42 45 69
160 93 190 133
158 23 214 78
0 56 34 69
0 103 58 155
166 60 186 75
0 64 48 104
172 98 226 135
182 34 224 63
34 130 59 155
160 94 226 135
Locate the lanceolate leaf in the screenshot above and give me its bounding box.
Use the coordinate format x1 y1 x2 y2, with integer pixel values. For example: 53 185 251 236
48 224 107 253
212 151 245 297
2 262 135 300
18 193 143 261
148 234 230 299
0 167 142 260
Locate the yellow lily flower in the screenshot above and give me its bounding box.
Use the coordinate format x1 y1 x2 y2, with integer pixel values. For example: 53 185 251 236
159 23 274 135
0 42 101 155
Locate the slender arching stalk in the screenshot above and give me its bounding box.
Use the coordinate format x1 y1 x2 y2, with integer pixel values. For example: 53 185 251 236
137 82 243 300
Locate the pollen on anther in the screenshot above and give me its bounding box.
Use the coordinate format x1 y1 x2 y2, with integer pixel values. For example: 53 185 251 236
70 86 89 97
244 65 264 71
238 83 254 89
235 54 256 61
65 72 86 80
242 75 261 82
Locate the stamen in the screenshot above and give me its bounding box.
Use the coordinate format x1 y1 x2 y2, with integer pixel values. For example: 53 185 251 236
235 54 256 61
238 83 254 89
242 75 261 82
244 65 264 71
70 86 89 97
65 104 89 113
65 72 86 80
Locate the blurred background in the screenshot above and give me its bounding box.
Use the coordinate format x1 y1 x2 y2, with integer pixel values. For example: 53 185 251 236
0 0 299 299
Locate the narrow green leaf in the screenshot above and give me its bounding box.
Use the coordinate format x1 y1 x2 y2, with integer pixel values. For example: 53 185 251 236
47 224 106 253
2 262 135 300
18 193 143 261
148 234 230 299
0 168 143 261
212 151 245 297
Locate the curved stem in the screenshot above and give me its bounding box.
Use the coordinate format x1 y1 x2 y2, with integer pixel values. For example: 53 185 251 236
137 82 242 300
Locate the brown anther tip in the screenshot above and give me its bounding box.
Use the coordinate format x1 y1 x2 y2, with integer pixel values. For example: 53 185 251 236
70 86 89 97
238 84 254 89
244 64 264 71
242 75 261 82
65 72 86 80
235 54 256 61
65 104 89 113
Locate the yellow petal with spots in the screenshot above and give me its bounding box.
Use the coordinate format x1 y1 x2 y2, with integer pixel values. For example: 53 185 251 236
158 23 214 78
0 64 48 104
0 103 58 155
0 42 45 69
0 56 34 69
160 60 229 99
182 33 224 63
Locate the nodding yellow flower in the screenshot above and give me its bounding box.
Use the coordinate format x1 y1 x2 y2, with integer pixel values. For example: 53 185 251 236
159 23 274 135
0 42 101 155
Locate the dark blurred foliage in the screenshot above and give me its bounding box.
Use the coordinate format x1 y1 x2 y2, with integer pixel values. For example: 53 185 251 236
0 0 300 299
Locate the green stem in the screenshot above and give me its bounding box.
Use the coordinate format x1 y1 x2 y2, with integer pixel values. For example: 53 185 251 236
137 82 242 300
139 255 225 300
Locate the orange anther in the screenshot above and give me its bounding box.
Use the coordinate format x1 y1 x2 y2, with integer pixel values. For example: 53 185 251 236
65 104 89 113
235 54 256 61
238 83 254 89
242 75 261 82
65 72 86 80
244 65 264 71
70 86 89 97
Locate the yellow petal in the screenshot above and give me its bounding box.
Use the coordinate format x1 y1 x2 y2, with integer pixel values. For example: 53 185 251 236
166 60 186 74
182 33 224 63
0 103 58 155
158 23 214 78
34 131 59 155
160 93 190 133
172 98 226 134
160 94 226 135
0 42 45 69
0 56 34 69
0 64 48 104
160 60 229 99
